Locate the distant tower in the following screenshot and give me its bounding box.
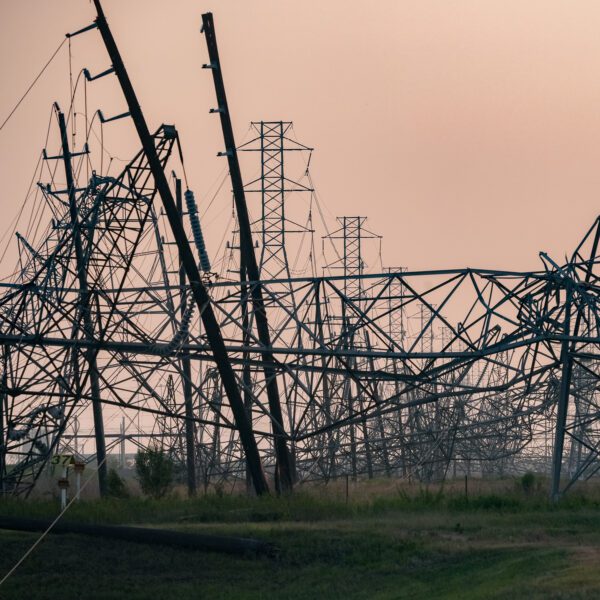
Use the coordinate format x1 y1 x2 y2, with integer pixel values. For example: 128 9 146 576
239 121 313 283
384 267 407 347
324 217 383 479
324 216 381 308
236 121 314 480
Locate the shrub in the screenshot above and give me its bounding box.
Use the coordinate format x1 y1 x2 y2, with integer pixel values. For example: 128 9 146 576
134 446 174 499
520 472 536 496
106 468 129 499
447 493 522 511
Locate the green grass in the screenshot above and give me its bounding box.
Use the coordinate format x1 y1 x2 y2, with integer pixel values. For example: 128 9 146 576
1 481 600 599
2 484 599 526
0 524 573 599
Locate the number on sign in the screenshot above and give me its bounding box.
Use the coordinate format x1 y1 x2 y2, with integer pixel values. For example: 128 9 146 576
51 455 74 467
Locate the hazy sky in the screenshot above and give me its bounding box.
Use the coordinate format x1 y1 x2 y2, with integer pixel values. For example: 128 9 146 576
1 0 600 274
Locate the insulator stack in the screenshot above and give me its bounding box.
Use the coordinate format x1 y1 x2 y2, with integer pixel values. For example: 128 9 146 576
184 189 211 272
153 292 195 356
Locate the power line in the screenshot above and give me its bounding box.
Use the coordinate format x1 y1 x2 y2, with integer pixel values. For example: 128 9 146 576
0 38 67 134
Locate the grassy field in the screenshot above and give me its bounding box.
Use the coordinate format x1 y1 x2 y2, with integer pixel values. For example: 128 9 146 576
1 478 600 599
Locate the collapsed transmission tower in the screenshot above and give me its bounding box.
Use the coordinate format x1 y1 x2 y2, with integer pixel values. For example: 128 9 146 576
2 3 600 503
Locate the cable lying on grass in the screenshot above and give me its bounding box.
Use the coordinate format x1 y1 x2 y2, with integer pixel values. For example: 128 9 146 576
0 516 275 556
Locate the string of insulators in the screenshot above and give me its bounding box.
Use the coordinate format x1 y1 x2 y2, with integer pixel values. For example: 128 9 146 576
185 189 211 272
150 189 210 357
152 292 195 356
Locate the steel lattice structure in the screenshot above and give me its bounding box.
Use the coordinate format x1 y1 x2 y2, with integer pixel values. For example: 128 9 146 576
1 2 600 500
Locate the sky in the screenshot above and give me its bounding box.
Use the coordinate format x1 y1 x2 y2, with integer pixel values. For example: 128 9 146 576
1 0 600 275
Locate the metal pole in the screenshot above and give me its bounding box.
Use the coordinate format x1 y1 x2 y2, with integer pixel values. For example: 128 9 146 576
240 254 254 494
201 12 294 493
73 416 79 457
60 467 68 510
119 417 125 469
176 178 197 496
57 108 108 498
92 0 269 496
551 285 573 502
74 463 84 500
315 281 336 478
0 360 6 495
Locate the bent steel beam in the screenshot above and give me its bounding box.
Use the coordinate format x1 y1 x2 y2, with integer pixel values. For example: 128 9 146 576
92 0 269 495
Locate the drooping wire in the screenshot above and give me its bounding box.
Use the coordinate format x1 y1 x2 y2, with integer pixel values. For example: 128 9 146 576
17 65 87 254
305 168 343 273
0 454 109 589
0 38 67 134
175 134 190 190
75 110 130 165
84 77 90 182
68 37 75 150
200 170 229 219
0 102 58 272
0 152 43 268
26 105 63 243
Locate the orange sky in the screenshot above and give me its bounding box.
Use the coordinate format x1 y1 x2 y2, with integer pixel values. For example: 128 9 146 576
1 0 600 275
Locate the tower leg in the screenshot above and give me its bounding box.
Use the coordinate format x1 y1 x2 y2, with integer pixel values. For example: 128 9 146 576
551 293 573 502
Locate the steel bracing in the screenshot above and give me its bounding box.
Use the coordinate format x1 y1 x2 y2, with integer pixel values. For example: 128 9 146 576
2 2 600 500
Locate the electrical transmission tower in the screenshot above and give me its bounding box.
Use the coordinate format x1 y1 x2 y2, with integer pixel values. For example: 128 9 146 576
323 217 385 479
6 3 600 504
232 121 316 484
239 121 314 282
324 217 379 305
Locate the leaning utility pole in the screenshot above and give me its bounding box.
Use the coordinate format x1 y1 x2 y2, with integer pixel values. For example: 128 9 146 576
0 358 6 494
201 13 295 493
57 107 108 498
90 0 269 495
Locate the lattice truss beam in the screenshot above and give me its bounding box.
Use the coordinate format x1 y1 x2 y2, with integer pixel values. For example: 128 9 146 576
2 6 600 498
2 123 600 496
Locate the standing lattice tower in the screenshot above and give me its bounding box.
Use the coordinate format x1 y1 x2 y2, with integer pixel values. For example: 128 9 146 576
238 121 314 283
323 217 383 478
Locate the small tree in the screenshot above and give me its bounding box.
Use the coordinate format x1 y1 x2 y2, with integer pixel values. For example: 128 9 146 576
134 446 174 499
106 468 129 499
520 471 536 496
